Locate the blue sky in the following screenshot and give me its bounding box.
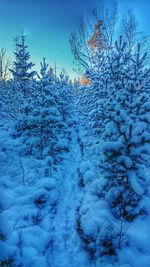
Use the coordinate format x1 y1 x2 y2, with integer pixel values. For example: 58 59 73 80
0 0 149 78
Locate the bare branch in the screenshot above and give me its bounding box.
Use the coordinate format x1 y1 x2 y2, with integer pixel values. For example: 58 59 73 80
0 47 12 81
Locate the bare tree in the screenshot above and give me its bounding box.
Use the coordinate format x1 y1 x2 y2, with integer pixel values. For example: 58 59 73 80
122 9 150 53
122 9 141 52
93 2 118 47
70 2 118 73
0 48 12 81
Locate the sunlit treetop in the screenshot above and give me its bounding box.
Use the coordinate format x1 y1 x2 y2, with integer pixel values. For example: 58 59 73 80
87 20 108 51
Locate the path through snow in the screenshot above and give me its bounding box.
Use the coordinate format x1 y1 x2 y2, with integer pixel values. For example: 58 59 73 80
48 128 85 267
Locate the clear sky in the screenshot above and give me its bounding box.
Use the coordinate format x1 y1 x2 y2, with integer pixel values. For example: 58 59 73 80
0 0 149 79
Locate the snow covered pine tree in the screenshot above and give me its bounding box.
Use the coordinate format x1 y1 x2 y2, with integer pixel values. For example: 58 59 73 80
10 34 36 97
76 36 150 259
14 57 68 161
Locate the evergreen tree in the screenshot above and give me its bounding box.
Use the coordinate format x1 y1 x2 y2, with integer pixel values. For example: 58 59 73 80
57 69 77 126
15 58 68 161
86 36 131 141
98 41 150 251
10 34 36 96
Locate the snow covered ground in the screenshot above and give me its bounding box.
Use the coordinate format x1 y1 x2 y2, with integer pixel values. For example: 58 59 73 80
0 121 87 266
1 120 150 267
